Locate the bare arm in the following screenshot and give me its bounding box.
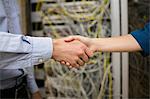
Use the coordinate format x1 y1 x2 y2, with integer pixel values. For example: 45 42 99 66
65 34 142 53
91 34 142 52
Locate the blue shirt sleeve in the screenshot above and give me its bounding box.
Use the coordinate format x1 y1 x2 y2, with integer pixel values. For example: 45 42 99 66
131 22 150 56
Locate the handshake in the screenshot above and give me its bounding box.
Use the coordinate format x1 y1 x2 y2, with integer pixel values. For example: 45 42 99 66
52 36 96 68
51 34 139 68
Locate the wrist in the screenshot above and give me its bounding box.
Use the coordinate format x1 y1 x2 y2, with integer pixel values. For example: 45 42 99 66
90 38 98 52
52 39 58 59
32 91 42 99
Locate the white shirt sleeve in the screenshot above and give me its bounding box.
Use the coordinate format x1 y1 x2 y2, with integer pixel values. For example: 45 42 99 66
26 67 39 94
0 32 53 69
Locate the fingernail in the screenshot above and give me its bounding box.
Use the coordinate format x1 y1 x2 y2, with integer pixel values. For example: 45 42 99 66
61 61 65 64
66 62 70 66
69 66 72 69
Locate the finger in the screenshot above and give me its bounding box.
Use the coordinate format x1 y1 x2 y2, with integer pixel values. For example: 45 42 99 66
71 64 79 68
66 62 71 66
64 36 80 42
76 64 80 67
69 65 73 69
85 48 94 57
77 58 85 66
71 61 79 68
61 61 71 66
80 52 89 62
61 61 66 65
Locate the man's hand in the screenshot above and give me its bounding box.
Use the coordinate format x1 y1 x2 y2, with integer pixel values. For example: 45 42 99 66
32 91 42 99
52 38 93 68
64 36 97 52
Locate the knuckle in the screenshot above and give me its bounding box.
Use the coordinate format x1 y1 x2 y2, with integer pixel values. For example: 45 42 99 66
78 50 84 56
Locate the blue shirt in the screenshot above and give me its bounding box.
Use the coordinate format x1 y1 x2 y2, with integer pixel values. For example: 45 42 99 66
131 22 150 56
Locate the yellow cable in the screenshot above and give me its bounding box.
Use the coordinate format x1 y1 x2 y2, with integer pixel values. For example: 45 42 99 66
36 0 60 38
35 0 112 99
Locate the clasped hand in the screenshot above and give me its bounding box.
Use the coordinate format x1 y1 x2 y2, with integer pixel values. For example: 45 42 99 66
52 36 94 68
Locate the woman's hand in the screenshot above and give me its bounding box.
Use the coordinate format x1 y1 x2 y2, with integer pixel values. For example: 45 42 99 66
64 36 97 52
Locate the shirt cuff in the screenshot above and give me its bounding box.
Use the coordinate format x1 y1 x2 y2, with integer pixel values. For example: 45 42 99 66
27 77 39 93
131 30 149 56
29 37 53 65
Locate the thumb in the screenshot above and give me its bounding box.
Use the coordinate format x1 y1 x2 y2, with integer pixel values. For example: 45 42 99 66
64 36 76 42
64 36 81 42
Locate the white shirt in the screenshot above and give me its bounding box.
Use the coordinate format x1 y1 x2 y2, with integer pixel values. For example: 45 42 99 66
0 0 53 93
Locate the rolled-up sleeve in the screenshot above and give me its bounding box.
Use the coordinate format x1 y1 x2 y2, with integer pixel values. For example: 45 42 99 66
131 22 150 56
0 32 53 69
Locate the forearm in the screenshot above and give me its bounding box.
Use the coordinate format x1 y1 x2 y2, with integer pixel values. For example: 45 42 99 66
92 34 142 52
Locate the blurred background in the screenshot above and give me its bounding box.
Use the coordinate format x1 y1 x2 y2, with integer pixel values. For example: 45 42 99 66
18 0 149 99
